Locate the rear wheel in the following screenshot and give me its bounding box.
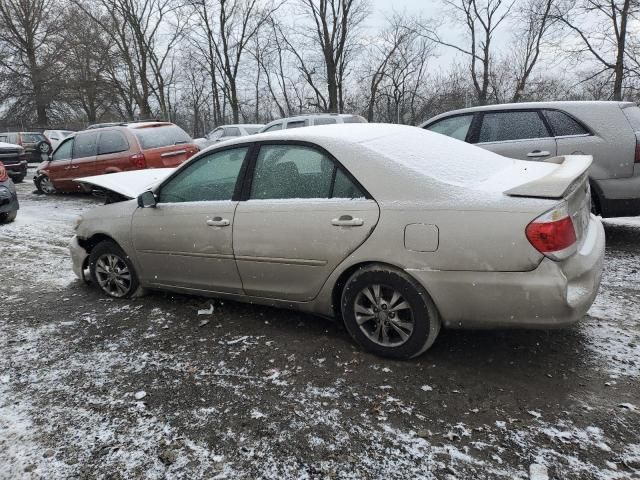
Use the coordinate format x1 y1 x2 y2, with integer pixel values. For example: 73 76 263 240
35 174 56 194
38 141 51 154
89 240 140 298
0 210 17 223
341 265 441 359
13 174 25 184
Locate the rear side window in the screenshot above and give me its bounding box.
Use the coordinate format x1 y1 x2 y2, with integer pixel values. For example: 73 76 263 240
479 111 550 143
98 130 129 155
73 133 98 158
263 124 282 132
286 120 307 129
23 133 44 142
134 125 192 149
544 110 589 136
342 116 367 123
426 115 473 141
333 169 365 198
224 127 241 136
622 106 640 132
314 117 337 126
53 138 74 161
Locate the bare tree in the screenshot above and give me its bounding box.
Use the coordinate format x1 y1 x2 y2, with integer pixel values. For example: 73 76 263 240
429 0 515 105
556 0 638 100
0 0 62 125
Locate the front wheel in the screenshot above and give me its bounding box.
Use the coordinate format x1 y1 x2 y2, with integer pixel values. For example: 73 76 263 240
341 265 441 359
89 240 140 298
34 174 56 194
0 210 17 223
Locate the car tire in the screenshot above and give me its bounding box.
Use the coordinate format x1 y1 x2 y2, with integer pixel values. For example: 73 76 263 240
341 265 441 359
37 141 51 154
0 210 17 223
13 174 25 184
89 240 140 299
34 174 56 194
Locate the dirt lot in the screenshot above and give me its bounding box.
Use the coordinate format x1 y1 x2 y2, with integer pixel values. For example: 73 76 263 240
1 172 639 479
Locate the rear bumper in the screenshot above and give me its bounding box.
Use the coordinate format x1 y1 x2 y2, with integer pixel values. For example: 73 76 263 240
409 215 605 329
593 173 640 217
70 236 89 279
4 161 27 177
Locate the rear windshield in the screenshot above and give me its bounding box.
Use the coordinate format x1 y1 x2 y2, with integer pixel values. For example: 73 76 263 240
622 106 640 132
134 125 192 149
23 133 45 142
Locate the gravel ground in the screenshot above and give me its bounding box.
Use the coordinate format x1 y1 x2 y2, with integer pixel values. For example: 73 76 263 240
1 172 639 479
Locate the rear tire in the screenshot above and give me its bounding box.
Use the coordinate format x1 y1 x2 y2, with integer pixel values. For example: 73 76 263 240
37 141 51 154
0 210 17 223
341 265 441 359
12 174 25 184
89 240 140 298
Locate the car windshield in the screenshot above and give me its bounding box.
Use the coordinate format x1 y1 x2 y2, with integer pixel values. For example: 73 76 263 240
134 125 192 149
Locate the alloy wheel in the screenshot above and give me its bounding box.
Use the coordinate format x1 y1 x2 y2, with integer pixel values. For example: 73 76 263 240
95 253 132 298
354 284 414 347
39 176 55 194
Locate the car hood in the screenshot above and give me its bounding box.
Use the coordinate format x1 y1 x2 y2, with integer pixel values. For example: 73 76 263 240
75 168 175 199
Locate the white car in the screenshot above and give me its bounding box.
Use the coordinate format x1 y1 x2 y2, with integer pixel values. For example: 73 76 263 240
194 124 264 149
260 114 366 133
44 130 74 151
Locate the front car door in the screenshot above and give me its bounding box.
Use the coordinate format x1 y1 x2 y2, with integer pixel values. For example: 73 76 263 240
71 131 99 184
233 142 380 302
47 137 75 191
131 146 249 293
473 110 557 161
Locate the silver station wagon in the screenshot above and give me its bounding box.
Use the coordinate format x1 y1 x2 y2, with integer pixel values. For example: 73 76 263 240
422 101 640 218
70 124 605 359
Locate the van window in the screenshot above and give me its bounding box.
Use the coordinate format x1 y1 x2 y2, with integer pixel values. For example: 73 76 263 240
98 130 129 155
73 133 98 158
479 111 550 143
134 125 191 149
544 110 589 136
53 138 74 161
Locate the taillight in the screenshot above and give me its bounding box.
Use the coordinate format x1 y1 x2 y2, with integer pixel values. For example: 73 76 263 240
129 153 147 169
0 162 7 182
635 138 640 163
526 202 577 261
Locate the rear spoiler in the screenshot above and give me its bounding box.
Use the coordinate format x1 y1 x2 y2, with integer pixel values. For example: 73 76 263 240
505 155 592 199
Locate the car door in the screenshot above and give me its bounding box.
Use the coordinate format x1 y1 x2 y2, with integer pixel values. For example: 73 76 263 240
474 110 557 161
95 129 131 173
233 143 380 302
70 131 99 184
131 146 250 293
47 137 75 191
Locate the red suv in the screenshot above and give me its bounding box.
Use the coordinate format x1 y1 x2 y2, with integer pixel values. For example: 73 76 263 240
34 122 199 194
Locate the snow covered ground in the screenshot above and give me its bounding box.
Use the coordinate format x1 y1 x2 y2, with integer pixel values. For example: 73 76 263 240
1 176 639 479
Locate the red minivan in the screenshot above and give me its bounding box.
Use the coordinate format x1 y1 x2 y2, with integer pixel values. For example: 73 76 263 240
34 122 199 194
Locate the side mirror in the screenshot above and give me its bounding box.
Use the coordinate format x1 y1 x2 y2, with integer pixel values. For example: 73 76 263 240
137 190 157 208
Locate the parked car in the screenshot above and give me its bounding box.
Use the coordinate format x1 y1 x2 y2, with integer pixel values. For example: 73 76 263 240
70 124 604 359
34 122 199 194
193 124 264 149
44 129 74 151
0 141 27 183
260 113 366 133
0 161 19 223
0 131 52 161
421 101 640 218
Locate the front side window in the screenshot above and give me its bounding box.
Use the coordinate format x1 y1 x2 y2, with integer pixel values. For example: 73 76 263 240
426 115 473 141
544 110 589 137
224 127 241 136
72 133 98 158
52 138 74 161
285 120 307 129
158 147 248 203
478 111 550 143
208 128 224 141
98 130 129 155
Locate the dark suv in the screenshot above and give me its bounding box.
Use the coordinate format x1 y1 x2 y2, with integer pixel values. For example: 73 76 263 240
0 140 27 182
0 132 52 162
0 162 19 223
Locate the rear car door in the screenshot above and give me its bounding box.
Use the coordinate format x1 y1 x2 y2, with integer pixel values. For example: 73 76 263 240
132 124 198 167
131 146 249 293
475 110 557 160
233 143 379 301
47 137 75 190
71 132 99 182
95 129 131 173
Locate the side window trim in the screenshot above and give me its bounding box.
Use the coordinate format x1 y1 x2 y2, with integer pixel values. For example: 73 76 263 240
239 140 373 202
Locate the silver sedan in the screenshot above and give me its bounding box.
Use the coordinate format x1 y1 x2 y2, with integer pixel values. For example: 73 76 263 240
70 124 605 359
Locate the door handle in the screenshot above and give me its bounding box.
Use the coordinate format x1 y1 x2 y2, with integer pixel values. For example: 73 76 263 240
331 215 364 227
206 217 230 227
527 150 550 158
